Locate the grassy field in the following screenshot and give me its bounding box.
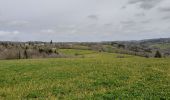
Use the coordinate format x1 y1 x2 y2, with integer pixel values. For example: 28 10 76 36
0 49 170 99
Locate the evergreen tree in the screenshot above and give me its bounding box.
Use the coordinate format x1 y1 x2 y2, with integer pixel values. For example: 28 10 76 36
50 40 53 44
18 50 21 59
24 49 28 59
155 50 162 58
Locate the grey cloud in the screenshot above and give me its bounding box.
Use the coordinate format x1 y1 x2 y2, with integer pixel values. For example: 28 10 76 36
135 13 145 17
121 20 136 25
87 15 98 20
121 6 127 9
141 20 151 23
162 16 170 20
0 0 170 41
128 0 163 10
0 20 30 31
159 7 170 12
0 30 20 36
104 23 113 26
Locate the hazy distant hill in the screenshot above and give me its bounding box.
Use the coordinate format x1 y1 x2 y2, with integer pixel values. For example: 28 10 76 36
140 38 170 43
0 38 170 59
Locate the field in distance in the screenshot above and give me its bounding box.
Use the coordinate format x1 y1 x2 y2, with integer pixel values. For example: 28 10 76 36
0 49 170 99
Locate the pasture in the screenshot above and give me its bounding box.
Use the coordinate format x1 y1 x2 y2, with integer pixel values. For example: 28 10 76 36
0 49 169 99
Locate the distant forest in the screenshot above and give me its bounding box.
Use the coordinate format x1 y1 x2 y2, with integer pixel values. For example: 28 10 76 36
0 38 170 60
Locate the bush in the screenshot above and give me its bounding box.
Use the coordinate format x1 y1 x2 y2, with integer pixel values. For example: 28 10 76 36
39 48 44 53
48 49 53 54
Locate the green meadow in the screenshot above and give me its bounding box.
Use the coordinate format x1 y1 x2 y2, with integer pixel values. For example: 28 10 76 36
0 49 170 99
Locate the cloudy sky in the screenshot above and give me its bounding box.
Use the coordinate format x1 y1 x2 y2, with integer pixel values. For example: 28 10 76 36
0 0 170 42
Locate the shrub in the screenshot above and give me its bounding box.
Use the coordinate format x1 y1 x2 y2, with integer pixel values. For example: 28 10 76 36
48 49 53 54
39 48 44 53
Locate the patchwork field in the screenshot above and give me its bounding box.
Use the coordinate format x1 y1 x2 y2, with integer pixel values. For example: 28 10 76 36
0 49 170 99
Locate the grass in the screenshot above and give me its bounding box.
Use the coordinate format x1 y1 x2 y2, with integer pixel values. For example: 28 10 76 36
0 49 170 99
59 49 96 57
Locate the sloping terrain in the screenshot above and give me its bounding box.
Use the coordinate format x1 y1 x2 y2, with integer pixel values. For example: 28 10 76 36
0 49 169 99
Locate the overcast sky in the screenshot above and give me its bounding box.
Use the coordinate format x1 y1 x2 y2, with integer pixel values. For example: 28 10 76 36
0 0 170 42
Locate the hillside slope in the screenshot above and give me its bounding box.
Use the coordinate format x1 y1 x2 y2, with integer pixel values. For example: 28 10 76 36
0 49 169 99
